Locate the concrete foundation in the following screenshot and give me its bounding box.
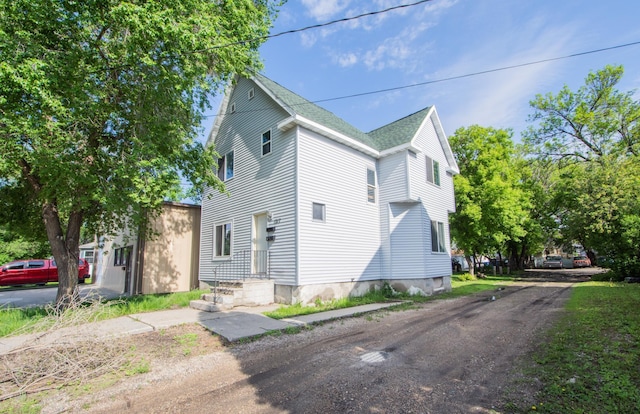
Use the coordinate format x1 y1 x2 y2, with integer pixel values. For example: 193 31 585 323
274 277 452 305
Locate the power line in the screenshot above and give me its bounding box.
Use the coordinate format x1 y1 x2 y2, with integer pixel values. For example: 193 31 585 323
193 0 436 53
201 39 640 119
310 41 640 104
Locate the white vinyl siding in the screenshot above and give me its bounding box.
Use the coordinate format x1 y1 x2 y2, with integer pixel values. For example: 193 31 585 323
298 128 381 285
389 203 425 278
406 114 454 277
200 77 297 285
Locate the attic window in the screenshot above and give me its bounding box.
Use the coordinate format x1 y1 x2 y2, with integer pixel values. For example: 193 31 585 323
217 151 234 181
230 102 236 113
426 156 440 186
248 88 255 100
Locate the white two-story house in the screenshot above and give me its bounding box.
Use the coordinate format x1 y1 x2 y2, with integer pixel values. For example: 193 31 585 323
199 74 459 304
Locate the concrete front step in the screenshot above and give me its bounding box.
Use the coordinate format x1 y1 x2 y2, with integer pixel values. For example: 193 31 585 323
191 279 275 312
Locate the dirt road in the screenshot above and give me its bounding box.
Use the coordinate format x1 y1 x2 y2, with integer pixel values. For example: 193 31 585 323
80 274 589 414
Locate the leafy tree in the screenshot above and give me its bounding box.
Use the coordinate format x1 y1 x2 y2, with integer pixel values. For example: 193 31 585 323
449 126 530 273
525 65 640 162
525 65 640 276
0 226 51 265
504 157 553 269
0 0 281 307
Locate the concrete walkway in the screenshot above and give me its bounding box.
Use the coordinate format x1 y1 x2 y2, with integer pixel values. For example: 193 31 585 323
0 302 403 354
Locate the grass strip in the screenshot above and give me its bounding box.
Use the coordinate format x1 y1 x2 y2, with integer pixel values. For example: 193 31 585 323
514 282 640 413
0 289 208 337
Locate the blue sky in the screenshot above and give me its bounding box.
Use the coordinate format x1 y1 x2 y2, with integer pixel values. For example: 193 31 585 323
202 0 640 142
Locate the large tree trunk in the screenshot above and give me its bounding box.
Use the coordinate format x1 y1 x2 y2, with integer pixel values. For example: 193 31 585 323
42 201 82 310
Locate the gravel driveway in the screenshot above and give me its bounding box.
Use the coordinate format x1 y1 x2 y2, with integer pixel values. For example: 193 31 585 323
74 272 590 414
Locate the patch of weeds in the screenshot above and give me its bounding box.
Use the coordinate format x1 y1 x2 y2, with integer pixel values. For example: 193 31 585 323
283 326 303 335
124 358 150 376
0 394 41 414
173 332 198 356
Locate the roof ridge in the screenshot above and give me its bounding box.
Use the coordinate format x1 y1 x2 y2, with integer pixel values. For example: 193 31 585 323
252 73 378 149
367 106 432 135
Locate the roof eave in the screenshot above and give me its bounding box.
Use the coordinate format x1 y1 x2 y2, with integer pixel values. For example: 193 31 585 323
279 115 380 158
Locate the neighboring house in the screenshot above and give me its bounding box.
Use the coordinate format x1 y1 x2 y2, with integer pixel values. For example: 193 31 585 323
79 242 97 281
97 202 201 295
199 74 459 304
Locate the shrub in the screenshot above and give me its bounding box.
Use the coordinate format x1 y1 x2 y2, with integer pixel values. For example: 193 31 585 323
456 273 476 282
590 270 624 282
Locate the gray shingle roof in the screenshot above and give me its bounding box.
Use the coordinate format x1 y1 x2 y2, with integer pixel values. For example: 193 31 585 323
368 107 432 151
253 73 431 152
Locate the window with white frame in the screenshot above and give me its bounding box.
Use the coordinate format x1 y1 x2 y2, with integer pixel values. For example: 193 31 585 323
367 168 376 203
214 223 232 258
312 202 325 222
431 221 446 253
426 155 440 186
217 151 234 181
261 130 271 156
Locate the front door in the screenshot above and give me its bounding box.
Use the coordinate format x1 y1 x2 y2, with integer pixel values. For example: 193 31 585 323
252 213 269 275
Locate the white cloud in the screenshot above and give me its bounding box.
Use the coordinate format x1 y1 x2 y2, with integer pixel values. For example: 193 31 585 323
302 0 352 21
434 21 581 135
333 52 359 67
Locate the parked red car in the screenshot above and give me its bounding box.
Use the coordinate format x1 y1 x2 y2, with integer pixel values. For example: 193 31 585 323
0 258 90 287
573 256 591 268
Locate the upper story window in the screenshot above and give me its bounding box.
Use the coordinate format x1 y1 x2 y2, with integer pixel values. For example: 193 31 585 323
217 150 234 181
426 155 441 186
431 221 446 253
262 130 271 156
367 168 376 203
248 88 255 100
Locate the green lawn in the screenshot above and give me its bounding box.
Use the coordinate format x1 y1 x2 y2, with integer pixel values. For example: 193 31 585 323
0 289 208 337
509 282 640 413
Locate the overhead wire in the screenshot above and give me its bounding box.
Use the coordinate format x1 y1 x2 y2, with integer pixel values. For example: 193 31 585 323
201 40 640 119
192 0 436 53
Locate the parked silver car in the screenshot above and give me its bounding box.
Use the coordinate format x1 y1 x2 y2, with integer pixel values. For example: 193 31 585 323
543 255 563 269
